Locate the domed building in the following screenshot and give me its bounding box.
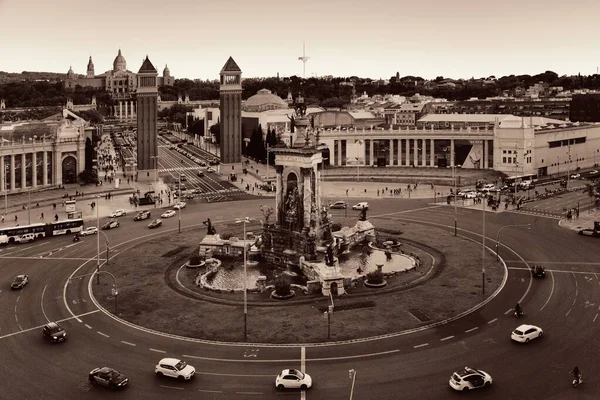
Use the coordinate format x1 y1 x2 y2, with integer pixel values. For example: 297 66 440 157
243 89 288 112
63 49 174 120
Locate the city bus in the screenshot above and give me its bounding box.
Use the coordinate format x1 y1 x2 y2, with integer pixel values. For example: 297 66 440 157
0 218 84 243
503 174 539 188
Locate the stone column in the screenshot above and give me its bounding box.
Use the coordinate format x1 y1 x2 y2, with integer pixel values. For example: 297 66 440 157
54 149 61 186
303 169 311 228
337 141 342 167
131 101 135 119
397 139 402 166
483 140 489 168
0 155 4 192
32 152 37 188
389 139 394 166
21 153 27 189
450 139 455 167
43 151 48 186
430 139 435 166
369 140 374 166
10 154 15 190
421 139 427 166
275 167 283 224
413 139 418 167
405 139 410 166
119 102 123 121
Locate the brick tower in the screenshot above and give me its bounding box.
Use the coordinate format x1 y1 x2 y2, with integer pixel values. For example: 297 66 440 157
136 56 158 182
219 57 242 164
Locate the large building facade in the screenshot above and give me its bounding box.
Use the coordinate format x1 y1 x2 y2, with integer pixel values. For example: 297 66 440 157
0 109 90 194
219 57 242 164
63 50 174 120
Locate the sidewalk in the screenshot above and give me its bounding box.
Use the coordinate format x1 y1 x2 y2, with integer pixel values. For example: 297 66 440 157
558 209 600 231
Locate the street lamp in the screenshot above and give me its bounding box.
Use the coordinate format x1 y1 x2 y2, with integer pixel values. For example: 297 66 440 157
177 178 181 233
349 369 357 400
27 189 31 225
235 216 253 341
495 224 531 261
452 159 457 236
151 155 158 208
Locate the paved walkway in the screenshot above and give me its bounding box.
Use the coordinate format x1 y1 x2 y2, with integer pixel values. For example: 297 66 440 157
559 208 600 231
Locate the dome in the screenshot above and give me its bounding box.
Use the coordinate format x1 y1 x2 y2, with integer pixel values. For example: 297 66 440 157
66 66 75 79
163 64 170 76
113 49 127 72
244 89 288 112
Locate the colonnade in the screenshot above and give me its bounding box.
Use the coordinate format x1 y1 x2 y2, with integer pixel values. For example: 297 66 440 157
0 152 54 193
112 100 136 121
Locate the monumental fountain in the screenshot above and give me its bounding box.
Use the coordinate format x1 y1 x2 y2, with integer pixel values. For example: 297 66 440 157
198 96 415 296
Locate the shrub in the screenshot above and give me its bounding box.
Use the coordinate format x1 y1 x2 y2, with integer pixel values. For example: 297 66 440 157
366 270 384 284
274 275 291 296
189 254 201 265
330 222 342 232
221 232 232 240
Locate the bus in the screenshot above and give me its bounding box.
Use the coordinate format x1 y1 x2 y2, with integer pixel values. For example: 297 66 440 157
0 218 84 243
503 174 538 188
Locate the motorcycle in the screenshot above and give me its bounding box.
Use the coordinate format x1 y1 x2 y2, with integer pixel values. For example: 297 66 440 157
573 375 583 388
514 309 523 318
73 235 80 242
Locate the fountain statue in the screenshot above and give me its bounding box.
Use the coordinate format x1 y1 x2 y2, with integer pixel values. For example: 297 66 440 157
203 218 216 235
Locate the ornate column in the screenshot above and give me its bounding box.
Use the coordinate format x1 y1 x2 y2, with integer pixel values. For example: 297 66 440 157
54 148 62 186
483 140 489 169
389 139 394 166
303 169 311 228
21 153 26 189
405 139 410 166
0 155 5 192
397 139 402 166
450 139 455 167
430 139 435 166
337 142 342 167
421 139 427 166
32 152 37 188
369 140 374 166
43 151 48 186
413 139 418 167
275 166 283 225
10 154 15 190
119 101 123 121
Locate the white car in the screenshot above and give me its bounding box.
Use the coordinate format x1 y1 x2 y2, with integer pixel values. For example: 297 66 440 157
155 358 195 380
351 202 369 210
206 167 216 173
511 324 543 343
173 202 186 210
161 210 176 218
80 227 98 236
463 191 477 199
570 173 581 179
449 367 492 391
275 369 312 390
109 209 126 218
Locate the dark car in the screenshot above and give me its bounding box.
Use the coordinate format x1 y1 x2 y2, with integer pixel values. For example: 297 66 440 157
578 228 600 237
102 220 120 230
89 367 129 389
329 201 347 209
43 322 67 343
148 219 162 229
133 210 151 221
11 274 29 289
197 171 204 177
532 265 546 278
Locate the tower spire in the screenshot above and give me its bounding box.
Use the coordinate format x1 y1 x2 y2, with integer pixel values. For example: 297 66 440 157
297 41 310 79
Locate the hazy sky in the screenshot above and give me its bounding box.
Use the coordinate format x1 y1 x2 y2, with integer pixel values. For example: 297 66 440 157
1 0 599 80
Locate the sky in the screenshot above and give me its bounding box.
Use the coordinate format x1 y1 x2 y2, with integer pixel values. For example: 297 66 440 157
1 0 600 80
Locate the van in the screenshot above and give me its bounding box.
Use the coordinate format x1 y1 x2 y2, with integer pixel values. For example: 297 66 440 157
16 233 35 243
0 234 8 245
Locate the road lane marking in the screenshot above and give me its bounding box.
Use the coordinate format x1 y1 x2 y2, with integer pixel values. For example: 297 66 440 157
566 309 571 317
465 327 478 333
198 389 224 393
150 348 166 353
160 385 184 390
183 349 401 363
487 318 498 324
14 312 23 331
84 324 92 329
41 284 50 322
0 310 98 340
97 331 109 338
594 314 598 323
236 392 263 395
540 270 555 311
121 340 136 346
504 309 512 315
440 336 454 341
413 343 429 348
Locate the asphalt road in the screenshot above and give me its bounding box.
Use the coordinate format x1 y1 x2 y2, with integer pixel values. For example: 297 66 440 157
1 196 599 399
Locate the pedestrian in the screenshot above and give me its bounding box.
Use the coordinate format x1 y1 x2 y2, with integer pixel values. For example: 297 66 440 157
1 215 4 223
15 215 18 222
41 213 44 219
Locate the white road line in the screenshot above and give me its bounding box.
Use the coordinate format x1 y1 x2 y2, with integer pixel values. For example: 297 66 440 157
504 309 512 315
0 309 99 340
84 324 92 329
97 331 109 338
16 295 20 303
594 314 598 323
566 309 571 317
14 313 22 331
300 347 307 400
540 270 555 311
160 385 184 390
198 389 223 393
183 349 401 363
465 327 478 333
487 318 498 324
440 336 454 341
413 343 429 348
121 340 136 346
41 284 50 322
236 392 263 395
150 348 166 353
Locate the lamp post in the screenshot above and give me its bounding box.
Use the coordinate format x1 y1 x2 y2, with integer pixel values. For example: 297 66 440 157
96 195 100 284
482 196 486 294
495 224 531 261
349 369 357 400
151 155 158 208
27 189 31 225
452 162 457 236
235 216 252 341
566 144 571 189
177 178 181 233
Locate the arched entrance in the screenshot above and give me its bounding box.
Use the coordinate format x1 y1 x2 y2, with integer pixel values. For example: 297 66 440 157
321 148 330 166
62 156 77 184
330 281 338 297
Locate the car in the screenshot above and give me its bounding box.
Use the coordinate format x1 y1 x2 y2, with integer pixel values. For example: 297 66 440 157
88 367 129 389
42 322 67 343
206 167 216 173
15 233 35 243
532 265 546 278
570 173 581 179
133 210 151 221
329 200 347 209
155 358 195 380
197 171 204 177
80 227 98 236
102 220 120 230
179 175 187 181
275 369 312 390
11 274 29 289
109 209 126 218
173 202 186 210
148 219 162 229
449 367 492 391
511 324 543 343
578 228 600 237
161 210 176 218
590 170 599 176
192 188 203 194
463 191 477 199
351 202 369 210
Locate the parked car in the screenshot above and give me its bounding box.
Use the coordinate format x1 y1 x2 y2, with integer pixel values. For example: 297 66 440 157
88 367 129 389
133 210 151 221
11 274 29 289
329 201 347 209
578 228 600 237
351 202 369 210
206 167 216 173
148 219 162 229
42 322 67 343
275 369 312 390
80 227 98 236
109 209 126 218
161 210 176 218
511 324 543 343
449 367 492 391
155 358 195 380
102 220 120 230
173 202 187 210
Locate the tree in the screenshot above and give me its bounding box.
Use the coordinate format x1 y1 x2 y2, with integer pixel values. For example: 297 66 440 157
188 118 205 137
209 122 220 145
